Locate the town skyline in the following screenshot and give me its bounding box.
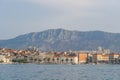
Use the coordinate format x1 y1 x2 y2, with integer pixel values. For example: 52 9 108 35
0 47 119 64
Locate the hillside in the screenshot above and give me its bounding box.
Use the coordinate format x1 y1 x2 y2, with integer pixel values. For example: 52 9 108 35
0 29 120 52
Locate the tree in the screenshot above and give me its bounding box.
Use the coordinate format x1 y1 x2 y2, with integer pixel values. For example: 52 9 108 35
52 58 55 63
70 59 73 64
12 59 27 63
43 58 46 63
57 58 59 64
0 60 4 63
61 59 64 64
66 58 69 63
39 59 42 62
47 58 50 63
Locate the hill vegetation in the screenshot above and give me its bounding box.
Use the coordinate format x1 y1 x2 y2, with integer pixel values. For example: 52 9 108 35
0 29 120 52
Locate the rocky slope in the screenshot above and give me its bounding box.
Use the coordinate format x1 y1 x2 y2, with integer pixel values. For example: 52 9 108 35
0 29 120 52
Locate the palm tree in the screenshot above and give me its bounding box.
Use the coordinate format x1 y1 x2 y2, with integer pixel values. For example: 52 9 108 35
52 58 55 63
57 58 59 64
39 59 42 63
47 58 50 63
61 59 64 64
70 59 73 64
43 58 46 63
115 58 118 64
66 58 69 64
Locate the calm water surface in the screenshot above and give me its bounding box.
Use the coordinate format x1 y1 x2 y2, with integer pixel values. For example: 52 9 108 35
0 64 120 80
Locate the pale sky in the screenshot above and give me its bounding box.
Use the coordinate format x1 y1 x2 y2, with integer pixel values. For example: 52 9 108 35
0 0 120 39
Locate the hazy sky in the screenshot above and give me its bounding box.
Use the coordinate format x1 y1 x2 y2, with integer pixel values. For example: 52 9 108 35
0 0 120 39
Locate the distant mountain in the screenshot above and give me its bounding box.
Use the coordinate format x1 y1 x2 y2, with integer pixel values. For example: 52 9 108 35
0 29 120 52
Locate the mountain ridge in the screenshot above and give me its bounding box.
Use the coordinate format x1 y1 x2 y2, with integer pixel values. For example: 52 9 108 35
0 29 120 52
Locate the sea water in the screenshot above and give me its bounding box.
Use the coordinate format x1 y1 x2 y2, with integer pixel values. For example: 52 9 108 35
0 64 120 80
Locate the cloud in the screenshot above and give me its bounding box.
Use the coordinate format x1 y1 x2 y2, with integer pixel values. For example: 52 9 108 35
23 0 96 9
20 0 120 27
1 0 120 39
22 0 98 18
21 0 116 17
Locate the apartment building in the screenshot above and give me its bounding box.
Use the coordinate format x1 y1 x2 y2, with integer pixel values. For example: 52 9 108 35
109 53 120 64
93 53 109 64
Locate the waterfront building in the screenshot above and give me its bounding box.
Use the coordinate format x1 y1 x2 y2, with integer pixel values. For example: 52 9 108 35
93 53 109 64
1 47 120 64
0 53 12 63
78 52 88 64
59 55 78 64
109 53 120 64
39 51 78 64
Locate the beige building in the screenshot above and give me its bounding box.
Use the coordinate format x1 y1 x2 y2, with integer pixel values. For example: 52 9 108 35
93 53 109 63
0 54 12 63
58 56 78 64
109 53 120 64
39 52 78 64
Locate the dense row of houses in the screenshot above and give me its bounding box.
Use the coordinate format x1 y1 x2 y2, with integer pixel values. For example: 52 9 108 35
0 47 120 64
